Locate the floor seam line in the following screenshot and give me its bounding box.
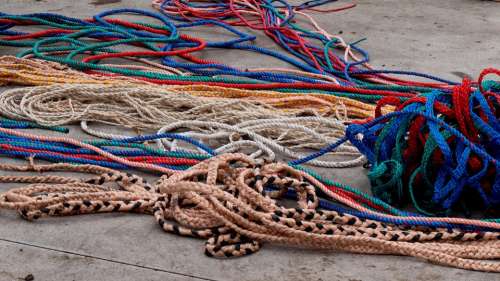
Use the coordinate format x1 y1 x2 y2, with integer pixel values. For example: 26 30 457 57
0 238 220 281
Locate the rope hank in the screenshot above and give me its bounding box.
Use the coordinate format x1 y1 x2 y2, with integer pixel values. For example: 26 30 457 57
1 154 500 272
0 83 342 128
0 56 379 118
320 73 500 216
0 83 365 167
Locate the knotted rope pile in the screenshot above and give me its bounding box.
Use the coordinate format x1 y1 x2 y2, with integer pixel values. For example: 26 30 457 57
0 154 500 272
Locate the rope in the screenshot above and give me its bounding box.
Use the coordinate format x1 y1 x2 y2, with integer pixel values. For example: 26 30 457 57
0 83 367 167
0 124 499 229
0 125 213 174
0 83 350 128
1 154 500 272
0 62 498 215
152 0 458 86
0 117 68 133
0 8 459 97
0 56 381 119
154 119 364 167
293 73 500 215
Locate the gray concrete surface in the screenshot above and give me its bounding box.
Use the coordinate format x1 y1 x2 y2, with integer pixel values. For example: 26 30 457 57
0 0 499 280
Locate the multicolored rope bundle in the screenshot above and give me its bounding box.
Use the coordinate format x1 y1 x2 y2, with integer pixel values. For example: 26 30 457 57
0 8 459 101
293 69 500 215
366 75 500 216
0 1 499 272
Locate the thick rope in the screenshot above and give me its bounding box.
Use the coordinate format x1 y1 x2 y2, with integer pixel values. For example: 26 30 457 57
0 155 499 272
293 73 500 215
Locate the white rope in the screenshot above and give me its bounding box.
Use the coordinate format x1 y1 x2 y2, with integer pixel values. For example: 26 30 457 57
0 84 365 167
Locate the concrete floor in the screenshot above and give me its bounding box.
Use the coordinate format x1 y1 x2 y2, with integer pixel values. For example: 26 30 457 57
0 0 499 280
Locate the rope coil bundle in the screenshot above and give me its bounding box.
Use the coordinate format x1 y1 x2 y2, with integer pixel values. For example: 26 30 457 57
1 154 500 272
292 70 500 216
363 76 500 215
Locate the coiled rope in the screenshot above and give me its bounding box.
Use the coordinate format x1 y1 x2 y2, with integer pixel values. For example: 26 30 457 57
293 71 500 215
0 83 366 167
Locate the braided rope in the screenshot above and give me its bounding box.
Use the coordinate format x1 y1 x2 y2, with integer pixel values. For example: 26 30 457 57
0 155 499 272
1 125 499 230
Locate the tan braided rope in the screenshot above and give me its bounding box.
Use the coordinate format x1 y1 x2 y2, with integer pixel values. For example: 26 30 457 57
0 155 499 272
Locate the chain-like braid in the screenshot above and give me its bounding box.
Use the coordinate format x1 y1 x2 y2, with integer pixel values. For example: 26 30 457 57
1 156 500 272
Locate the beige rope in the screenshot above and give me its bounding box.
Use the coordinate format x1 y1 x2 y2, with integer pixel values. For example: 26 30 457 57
0 84 337 129
0 155 499 272
0 56 386 119
0 84 365 166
